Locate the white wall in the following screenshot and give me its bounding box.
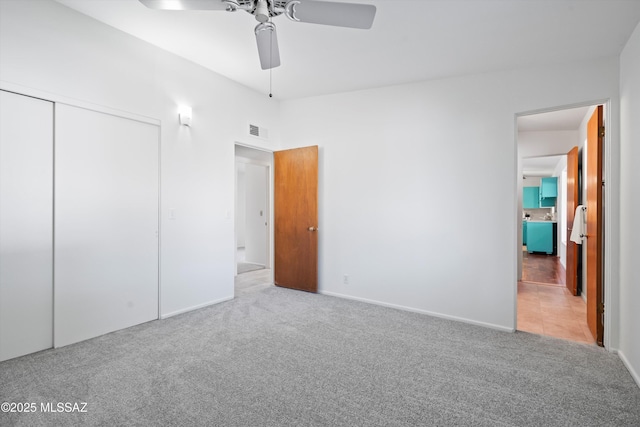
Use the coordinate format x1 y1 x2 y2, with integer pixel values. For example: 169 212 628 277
522 176 542 187
280 58 621 332
619 21 640 387
0 0 281 319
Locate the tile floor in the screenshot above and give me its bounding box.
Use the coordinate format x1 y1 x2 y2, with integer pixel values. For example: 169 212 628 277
521 251 565 284
518 251 595 345
518 281 594 344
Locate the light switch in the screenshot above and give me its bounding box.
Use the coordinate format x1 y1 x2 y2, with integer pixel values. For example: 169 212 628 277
169 209 176 220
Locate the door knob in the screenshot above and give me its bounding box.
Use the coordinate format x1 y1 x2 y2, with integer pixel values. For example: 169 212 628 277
308 226 318 232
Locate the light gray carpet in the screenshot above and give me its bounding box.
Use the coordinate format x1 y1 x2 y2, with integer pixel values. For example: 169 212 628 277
1 275 639 426
237 262 265 274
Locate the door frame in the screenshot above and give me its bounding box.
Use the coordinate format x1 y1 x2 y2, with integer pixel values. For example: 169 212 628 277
234 143 275 282
514 99 614 349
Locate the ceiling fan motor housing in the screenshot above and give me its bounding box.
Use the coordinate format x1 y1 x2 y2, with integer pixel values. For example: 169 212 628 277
229 0 288 21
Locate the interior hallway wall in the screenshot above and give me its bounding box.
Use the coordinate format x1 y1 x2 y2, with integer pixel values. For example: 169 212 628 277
0 0 281 318
553 156 568 269
236 167 246 249
619 20 640 387
243 163 268 266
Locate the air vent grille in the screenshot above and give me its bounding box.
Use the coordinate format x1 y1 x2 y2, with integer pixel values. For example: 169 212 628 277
249 123 268 139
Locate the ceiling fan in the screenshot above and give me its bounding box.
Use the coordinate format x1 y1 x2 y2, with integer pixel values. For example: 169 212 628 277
139 0 376 70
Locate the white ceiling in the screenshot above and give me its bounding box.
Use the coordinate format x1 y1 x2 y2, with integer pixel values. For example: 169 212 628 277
522 155 565 177
55 0 640 100
518 106 592 132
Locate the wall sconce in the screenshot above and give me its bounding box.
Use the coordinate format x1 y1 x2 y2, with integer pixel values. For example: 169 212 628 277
178 106 192 126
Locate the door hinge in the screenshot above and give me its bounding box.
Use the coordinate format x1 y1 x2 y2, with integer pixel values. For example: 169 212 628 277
598 302 605 313
599 126 605 138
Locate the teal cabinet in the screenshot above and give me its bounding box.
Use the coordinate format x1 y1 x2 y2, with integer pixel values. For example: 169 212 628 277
526 222 556 255
523 221 528 245
539 177 557 207
539 193 556 207
540 177 558 198
523 187 539 209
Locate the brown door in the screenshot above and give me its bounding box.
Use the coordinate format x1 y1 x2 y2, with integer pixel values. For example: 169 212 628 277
274 146 318 292
586 106 604 346
565 146 579 296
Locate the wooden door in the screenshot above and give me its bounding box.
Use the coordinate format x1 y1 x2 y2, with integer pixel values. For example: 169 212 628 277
586 106 604 346
565 146 579 296
274 146 318 292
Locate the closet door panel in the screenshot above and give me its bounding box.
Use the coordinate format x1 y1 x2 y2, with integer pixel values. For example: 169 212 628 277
0 91 53 361
54 104 159 347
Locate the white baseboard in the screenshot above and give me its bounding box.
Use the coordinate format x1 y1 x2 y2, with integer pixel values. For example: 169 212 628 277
319 290 514 333
160 295 234 319
618 350 640 389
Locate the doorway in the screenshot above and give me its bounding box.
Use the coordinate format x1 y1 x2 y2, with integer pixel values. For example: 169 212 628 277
233 144 319 294
516 103 606 346
235 144 273 277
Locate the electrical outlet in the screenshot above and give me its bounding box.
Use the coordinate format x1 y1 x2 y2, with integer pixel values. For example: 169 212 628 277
343 274 349 285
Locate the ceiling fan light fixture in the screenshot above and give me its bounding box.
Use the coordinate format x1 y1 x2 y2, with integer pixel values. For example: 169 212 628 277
255 0 270 22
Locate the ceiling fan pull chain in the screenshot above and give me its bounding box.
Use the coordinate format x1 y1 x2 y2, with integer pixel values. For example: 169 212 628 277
269 20 273 98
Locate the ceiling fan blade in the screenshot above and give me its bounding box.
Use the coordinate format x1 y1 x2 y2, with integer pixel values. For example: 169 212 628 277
286 0 376 29
255 22 281 70
138 0 230 11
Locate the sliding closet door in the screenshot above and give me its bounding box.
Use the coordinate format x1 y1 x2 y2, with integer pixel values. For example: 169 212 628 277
0 91 53 361
55 104 159 347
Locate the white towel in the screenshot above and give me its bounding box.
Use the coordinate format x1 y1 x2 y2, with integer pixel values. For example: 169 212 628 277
570 205 586 244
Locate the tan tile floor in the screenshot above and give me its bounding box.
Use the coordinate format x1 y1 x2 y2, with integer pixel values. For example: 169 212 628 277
517 281 595 345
